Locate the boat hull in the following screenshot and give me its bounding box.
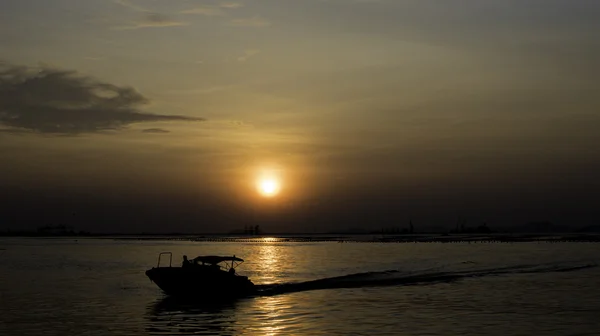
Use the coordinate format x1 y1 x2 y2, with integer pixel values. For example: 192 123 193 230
146 267 256 298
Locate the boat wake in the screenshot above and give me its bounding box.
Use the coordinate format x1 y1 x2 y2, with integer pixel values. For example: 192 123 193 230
255 262 597 296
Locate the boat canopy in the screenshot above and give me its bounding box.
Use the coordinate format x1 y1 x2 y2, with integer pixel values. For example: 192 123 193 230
192 255 244 265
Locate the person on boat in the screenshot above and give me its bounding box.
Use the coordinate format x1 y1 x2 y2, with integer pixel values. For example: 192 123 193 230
182 255 190 267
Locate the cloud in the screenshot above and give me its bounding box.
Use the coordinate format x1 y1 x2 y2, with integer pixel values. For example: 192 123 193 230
0 128 29 135
180 2 243 16
167 85 235 95
220 2 244 9
0 63 203 135
84 57 104 62
113 0 148 12
142 128 171 134
228 16 271 27
114 13 188 30
181 6 225 16
237 49 260 62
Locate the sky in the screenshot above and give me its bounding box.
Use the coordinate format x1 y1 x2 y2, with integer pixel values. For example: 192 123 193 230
1 0 600 233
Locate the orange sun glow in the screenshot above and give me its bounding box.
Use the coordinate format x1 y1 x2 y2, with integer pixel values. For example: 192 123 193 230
256 177 281 197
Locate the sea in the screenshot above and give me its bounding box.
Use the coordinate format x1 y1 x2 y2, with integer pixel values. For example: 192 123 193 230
1 237 599 335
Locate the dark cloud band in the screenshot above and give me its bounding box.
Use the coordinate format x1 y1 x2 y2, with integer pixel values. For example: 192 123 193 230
0 63 203 134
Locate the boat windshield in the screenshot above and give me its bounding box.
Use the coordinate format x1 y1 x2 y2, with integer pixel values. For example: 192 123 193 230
191 255 244 269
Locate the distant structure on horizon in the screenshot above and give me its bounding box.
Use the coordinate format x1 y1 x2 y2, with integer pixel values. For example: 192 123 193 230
227 225 262 236
379 220 415 235
449 221 493 234
37 224 75 235
0 224 92 237
245 225 261 235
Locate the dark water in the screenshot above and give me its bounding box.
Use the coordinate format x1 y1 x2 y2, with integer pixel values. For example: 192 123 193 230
1 238 599 335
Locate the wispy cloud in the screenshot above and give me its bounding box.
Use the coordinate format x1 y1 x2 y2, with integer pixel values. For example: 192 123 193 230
113 0 148 12
84 57 105 62
181 2 244 16
181 6 225 16
228 16 271 27
111 1 187 30
237 49 260 62
0 63 204 135
114 13 188 30
115 21 188 30
142 128 171 134
220 2 244 9
167 85 236 95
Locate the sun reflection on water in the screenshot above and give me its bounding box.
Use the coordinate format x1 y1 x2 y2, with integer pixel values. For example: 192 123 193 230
244 296 293 336
254 242 283 284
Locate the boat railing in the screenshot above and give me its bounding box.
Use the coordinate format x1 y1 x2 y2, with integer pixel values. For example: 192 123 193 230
157 252 172 268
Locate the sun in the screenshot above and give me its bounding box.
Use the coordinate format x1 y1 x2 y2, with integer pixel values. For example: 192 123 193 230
257 177 281 197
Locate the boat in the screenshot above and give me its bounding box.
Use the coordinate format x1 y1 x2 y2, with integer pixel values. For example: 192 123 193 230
145 252 256 297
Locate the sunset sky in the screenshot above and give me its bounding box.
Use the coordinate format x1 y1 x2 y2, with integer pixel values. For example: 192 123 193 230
2 0 599 233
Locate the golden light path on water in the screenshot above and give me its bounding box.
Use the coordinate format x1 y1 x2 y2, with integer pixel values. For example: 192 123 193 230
255 241 283 283
246 242 291 335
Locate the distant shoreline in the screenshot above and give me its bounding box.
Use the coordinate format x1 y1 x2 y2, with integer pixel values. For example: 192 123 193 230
2 232 600 243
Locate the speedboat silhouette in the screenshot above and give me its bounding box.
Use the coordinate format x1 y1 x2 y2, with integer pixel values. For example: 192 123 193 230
146 252 255 297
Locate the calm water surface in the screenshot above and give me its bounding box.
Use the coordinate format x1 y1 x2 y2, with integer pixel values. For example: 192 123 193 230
1 238 599 335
